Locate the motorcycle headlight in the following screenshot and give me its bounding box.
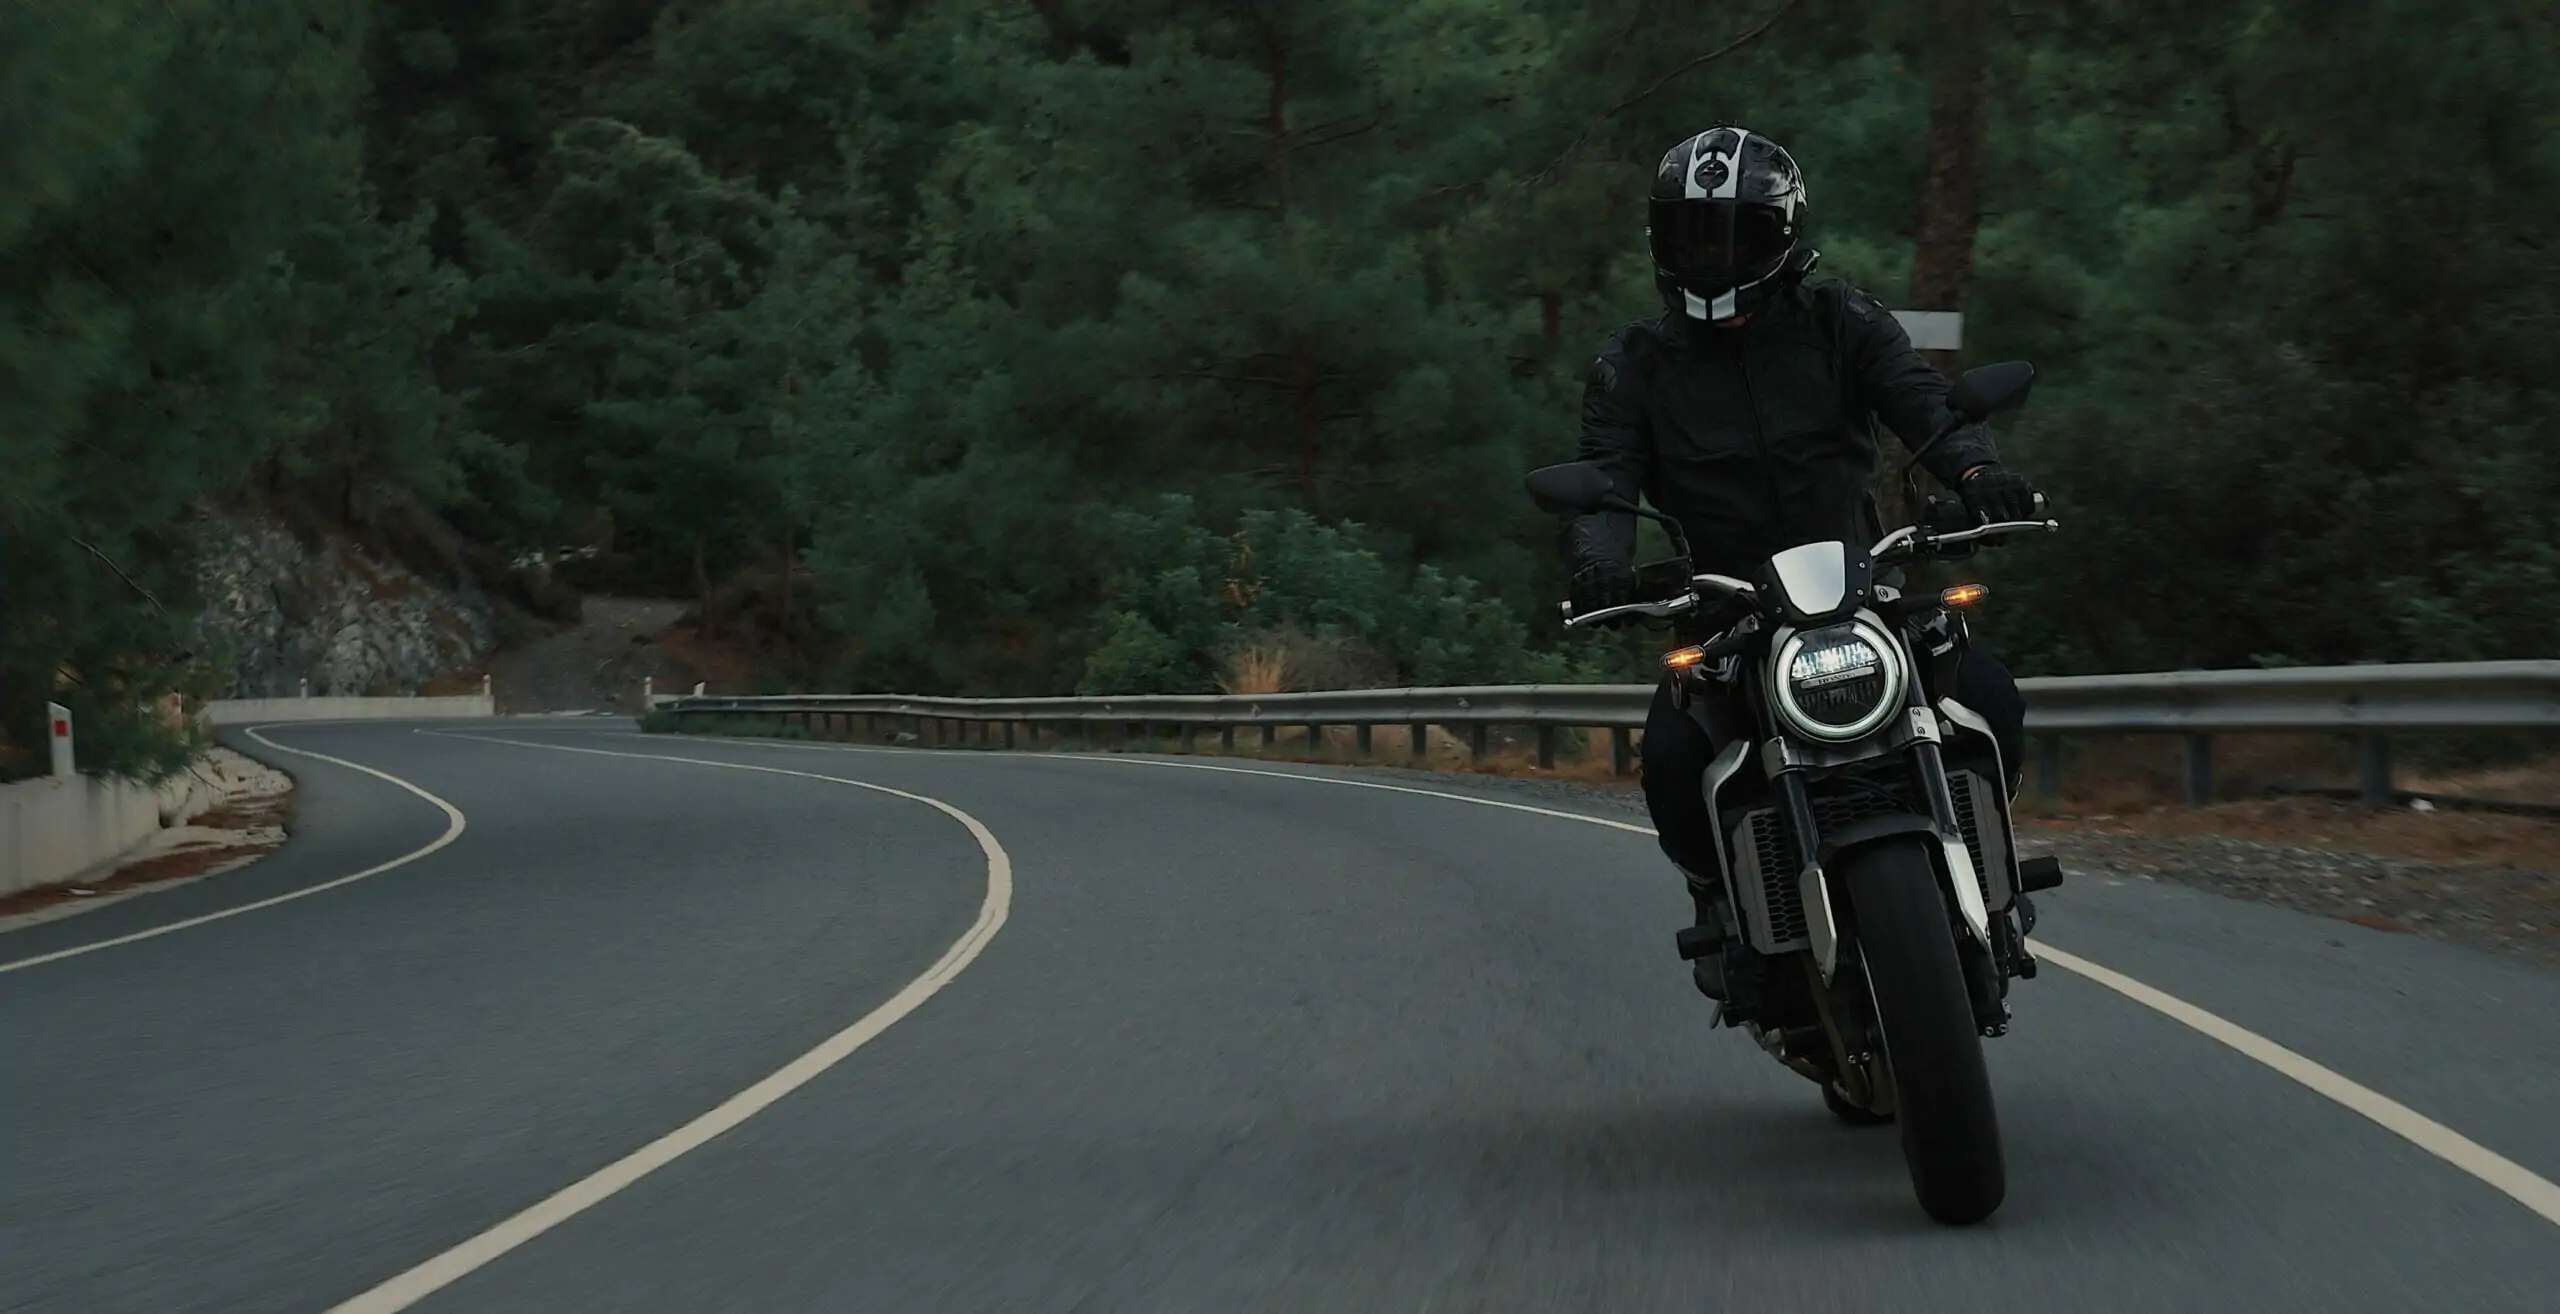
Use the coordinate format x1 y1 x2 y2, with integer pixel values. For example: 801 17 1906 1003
1772 619 1905 742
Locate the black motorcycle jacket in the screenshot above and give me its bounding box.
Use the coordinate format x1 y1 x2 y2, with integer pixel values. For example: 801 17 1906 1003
1572 276 2003 582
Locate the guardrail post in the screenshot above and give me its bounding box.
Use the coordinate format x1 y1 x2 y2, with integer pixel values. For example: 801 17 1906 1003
1178 723 1196 753
1411 723 1428 759
2183 734 2214 806
1468 724 1488 759
48 702 74 777
1355 724 1372 756
1536 725 1557 770
2358 734 2393 807
1260 724 1276 750
1611 728 1633 777
1218 724 1235 753
2035 735 2062 804
1004 721 1018 750
1307 723 1325 755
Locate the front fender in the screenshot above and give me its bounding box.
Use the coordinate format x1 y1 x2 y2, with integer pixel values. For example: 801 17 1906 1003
1819 813 1994 951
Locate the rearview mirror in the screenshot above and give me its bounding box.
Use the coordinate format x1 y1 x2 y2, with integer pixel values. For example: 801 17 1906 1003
1524 462 1626 516
1949 361 2035 422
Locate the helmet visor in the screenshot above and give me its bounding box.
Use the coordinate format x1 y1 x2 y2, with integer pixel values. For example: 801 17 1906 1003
1648 199 1792 289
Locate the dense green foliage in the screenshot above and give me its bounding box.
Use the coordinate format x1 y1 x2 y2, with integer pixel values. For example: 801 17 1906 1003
7 0 2556 773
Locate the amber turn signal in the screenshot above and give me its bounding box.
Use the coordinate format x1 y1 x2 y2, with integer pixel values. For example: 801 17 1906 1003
1939 582 1990 608
1662 645 1710 670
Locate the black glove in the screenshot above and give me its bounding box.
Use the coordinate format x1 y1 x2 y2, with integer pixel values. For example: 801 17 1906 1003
1569 555 1640 620
1565 512 1641 621
1959 465 2043 524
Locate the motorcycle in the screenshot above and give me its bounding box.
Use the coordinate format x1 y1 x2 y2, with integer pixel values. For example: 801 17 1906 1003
1524 360 2064 1226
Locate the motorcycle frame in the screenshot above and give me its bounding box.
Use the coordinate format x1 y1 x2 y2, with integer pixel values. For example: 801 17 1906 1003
1684 596 2024 1035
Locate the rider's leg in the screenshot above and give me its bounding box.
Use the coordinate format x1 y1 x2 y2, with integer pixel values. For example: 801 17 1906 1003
1953 648 2028 797
1639 677 1723 924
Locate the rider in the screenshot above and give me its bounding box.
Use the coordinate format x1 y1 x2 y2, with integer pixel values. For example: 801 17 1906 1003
1565 126 2043 987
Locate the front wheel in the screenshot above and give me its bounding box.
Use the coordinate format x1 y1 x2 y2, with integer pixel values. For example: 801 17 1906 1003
1841 837 2006 1224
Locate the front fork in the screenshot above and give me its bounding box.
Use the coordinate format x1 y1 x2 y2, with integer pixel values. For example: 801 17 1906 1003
1912 740 2012 1034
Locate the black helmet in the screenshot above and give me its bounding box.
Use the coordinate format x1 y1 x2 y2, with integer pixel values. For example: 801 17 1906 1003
1647 126 1813 322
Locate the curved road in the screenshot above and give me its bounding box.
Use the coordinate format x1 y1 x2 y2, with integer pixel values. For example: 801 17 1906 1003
4 720 2557 1312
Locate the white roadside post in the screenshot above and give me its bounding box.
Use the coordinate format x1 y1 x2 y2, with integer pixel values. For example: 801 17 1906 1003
643 676 653 704
298 677 310 700
47 702 73 778
1892 310 1965 352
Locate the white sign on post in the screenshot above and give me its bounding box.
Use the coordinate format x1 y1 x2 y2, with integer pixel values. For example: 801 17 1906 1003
47 702 73 778
1892 310 1965 352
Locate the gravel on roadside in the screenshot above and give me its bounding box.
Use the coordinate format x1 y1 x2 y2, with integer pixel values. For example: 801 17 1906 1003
1268 761 2560 970
2022 826 2560 968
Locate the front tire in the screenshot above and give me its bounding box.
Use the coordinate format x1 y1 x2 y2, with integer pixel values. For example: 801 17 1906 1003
1841 837 2006 1224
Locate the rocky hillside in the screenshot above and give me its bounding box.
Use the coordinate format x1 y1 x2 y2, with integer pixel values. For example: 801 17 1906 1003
193 511 494 699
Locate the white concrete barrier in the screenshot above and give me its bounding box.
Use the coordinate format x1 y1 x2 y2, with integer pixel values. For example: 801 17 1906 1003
201 694 494 725
0 768 220 898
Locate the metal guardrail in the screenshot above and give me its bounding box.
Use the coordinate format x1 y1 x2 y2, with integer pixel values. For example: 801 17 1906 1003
653 661 2560 806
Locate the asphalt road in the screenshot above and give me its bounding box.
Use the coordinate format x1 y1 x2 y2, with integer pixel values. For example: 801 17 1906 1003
4 720 2556 1312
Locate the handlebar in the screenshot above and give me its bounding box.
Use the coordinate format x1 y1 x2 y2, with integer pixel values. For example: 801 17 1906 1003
1871 515 2058 562
1560 509 2061 630
1560 573 1755 629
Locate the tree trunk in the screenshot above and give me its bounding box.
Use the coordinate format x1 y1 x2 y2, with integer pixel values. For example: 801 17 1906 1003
1253 6 1291 220
1908 0 1991 372
1889 0 1992 530
778 527 794 654
694 532 713 639
1293 346 1319 507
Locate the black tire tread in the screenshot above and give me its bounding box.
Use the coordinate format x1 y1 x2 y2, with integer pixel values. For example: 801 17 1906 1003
1842 838 2006 1224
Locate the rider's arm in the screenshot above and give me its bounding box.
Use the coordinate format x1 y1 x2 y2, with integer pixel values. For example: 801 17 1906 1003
1838 286 2002 487
1571 332 1651 563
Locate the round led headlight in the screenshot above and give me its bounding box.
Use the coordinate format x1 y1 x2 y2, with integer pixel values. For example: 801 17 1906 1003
1772 618 1906 742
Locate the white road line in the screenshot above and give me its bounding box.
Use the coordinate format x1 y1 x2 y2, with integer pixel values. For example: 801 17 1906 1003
639 733 2560 1232
332 732 1013 1313
0 725 467 974
2030 941 2560 1228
